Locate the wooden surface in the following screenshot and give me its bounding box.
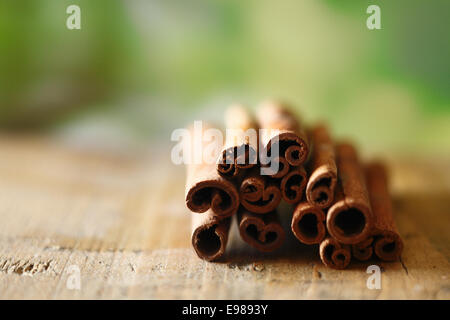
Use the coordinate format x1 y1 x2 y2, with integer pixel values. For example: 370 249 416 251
0 135 449 299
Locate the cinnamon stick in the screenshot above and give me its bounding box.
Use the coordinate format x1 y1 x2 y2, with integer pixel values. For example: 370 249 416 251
217 104 258 179
326 143 373 244
305 125 337 209
239 167 282 214
191 210 231 261
352 237 374 261
352 162 403 261
256 100 309 178
291 201 326 244
237 209 285 252
280 166 307 204
260 155 290 179
185 124 240 217
319 237 352 270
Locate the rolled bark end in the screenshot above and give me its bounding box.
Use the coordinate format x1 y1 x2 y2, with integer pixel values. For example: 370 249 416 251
185 122 240 217
291 202 326 244
238 210 285 252
327 202 373 245
280 166 307 204
186 179 239 217
306 172 336 209
268 132 309 167
374 231 404 261
257 100 309 169
306 125 337 208
217 144 257 178
192 214 231 261
352 237 374 261
262 156 290 178
319 237 351 270
239 173 282 214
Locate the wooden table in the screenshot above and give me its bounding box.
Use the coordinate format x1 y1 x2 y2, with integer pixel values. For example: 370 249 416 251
0 136 448 299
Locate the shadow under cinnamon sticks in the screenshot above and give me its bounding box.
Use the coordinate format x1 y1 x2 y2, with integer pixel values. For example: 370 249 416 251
196 192 447 271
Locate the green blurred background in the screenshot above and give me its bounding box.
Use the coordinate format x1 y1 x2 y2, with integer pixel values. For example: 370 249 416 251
1 0 449 156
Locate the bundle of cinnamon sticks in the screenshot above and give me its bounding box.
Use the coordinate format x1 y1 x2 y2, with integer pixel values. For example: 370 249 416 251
184 101 403 269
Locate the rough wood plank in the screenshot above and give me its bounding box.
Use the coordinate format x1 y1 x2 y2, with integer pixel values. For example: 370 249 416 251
0 136 448 299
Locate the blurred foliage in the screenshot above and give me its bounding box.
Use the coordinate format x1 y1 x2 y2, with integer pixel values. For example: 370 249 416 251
0 0 449 155
0 0 147 128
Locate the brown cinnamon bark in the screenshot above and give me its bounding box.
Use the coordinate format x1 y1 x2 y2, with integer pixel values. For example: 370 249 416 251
237 209 285 252
291 201 326 244
256 101 309 178
217 104 258 179
239 167 282 214
319 237 352 270
326 143 373 244
260 156 290 179
185 124 240 217
305 125 337 209
352 162 403 261
191 210 231 261
280 166 307 204
352 237 374 261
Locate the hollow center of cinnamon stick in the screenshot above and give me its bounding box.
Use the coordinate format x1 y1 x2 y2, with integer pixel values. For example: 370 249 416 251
336 254 345 262
382 242 396 253
297 213 318 239
264 232 277 243
312 177 331 203
290 149 300 161
315 192 328 204
334 208 365 236
242 185 257 194
314 177 331 190
270 140 300 160
196 225 221 256
285 175 303 199
192 188 231 211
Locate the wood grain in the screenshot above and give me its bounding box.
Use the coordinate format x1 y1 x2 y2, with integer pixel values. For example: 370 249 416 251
0 135 448 299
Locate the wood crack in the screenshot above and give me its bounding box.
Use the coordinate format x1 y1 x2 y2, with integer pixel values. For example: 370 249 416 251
399 256 409 275
0 257 54 276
